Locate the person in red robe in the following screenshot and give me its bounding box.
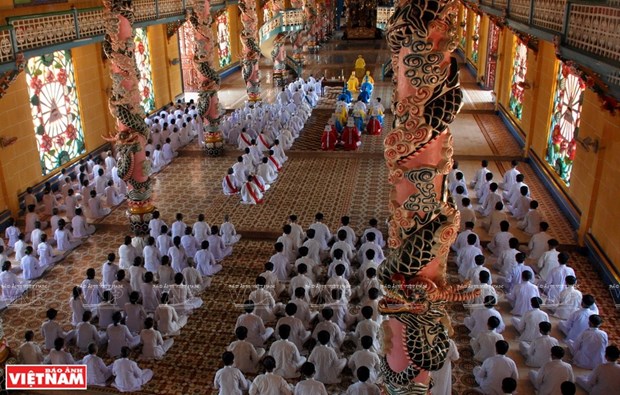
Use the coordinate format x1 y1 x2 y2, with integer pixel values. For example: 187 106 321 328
321 125 338 151
341 118 361 151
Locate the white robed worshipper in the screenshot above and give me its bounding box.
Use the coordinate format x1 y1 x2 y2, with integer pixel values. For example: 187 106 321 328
72 208 96 238
111 347 154 392
240 175 264 204
214 351 252 395
345 367 381 395
471 317 504 362
143 237 161 274
106 311 140 357
76 311 107 352
140 317 173 360
118 235 138 270
294 362 328 395
195 241 221 276
257 157 277 185
519 321 559 368
567 314 608 370
548 276 582 320
192 214 210 244
82 344 113 386
518 200 543 234
576 345 620 395
180 228 199 261
308 331 346 384
220 215 241 245
499 160 520 190
168 237 188 273
88 190 111 219
545 253 576 303
105 181 124 207
249 356 294 395
473 340 518 395
44 338 76 365
223 168 241 195
22 247 45 280
269 324 306 379
536 239 560 282
17 331 44 364
235 301 275 348
37 235 61 267
207 226 233 261
511 297 549 342
169 273 203 314
464 296 505 337
431 338 460 395
228 326 265 374
507 271 540 316
348 336 381 383
528 346 574 395
154 293 188 336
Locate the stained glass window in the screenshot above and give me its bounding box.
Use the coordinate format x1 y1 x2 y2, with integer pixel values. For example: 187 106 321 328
546 63 585 185
471 14 481 63
509 41 528 120
133 27 155 114
460 7 468 49
216 11 232 68
25 50 85 176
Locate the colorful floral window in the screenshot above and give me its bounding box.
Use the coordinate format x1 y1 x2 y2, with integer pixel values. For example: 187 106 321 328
471 13 481 63
133 27 155 114
460 7 468 49
25 50 85 175
546 63 585 186
509 41 528 120
216 11 232 68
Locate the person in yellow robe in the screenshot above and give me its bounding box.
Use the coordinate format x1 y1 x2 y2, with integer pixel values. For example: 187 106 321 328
347 72 360 93
355 55 366 79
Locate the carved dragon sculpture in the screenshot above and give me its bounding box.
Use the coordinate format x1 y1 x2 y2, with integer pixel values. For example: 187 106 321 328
239 0 261 101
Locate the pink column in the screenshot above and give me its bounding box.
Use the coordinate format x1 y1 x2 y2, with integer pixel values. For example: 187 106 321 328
239 0 261 102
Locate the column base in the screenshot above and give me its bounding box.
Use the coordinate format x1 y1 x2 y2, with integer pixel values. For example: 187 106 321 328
204 131 225 157
127 204 156 236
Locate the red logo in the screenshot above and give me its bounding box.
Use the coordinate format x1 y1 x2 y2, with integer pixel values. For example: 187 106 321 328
6 365 87 390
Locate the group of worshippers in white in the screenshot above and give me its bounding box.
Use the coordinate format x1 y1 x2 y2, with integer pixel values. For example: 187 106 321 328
11 209 241 392
446 158 619 394
221 77 320 204
214 213 389 394
0 100 203 306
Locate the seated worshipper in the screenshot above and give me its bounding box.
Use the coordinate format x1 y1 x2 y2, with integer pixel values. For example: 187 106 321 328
257 157 278 185
431 338 460 395
69 288 87 327
216 215 240 247
473 340 518 395
88 191 112 221
241 175 264 205
341 117 361 151
567 314 608 370
25 205 47 240
456 234 483 279
308 331 347 384
1 265 23 304
479 183 502 217
267 149 282 172
214 351 252 395
488 220 514 257
180 226 199 261
105 180 124 207
477 172 495 204
125 291 147 334
235 300 274 348
312 307 345 350
227 326 264 374
511 296 549 342
483 202 508 237
195 240 221 276
497 252 533 294
96 290 119 329
308 212 332 253
353 306 381 351
142 237 161 274
44 338 76 365
345 367 381 395
466 254 491 286
81 267 103 307
154 292 188 336
528 346 574 395
471 316 504 362
576 345 620 394
106 311 140 358
249 355 293 395
140 317 173 360
140 273 160 314
366 100 383 135
170 272 203 314
222 168 241 196
321 124 338 151
452 221 480 253
18 330 44 364
22 246 45 280
508 186 532 220
72 208 96 238
275 302 310 346
76 310 107 352
182 259 209 294
545 252 576 303
151 145 165 173
111 346 154 393
558 294 598 342
464 296 505 337
352 100 367 132
507 271 540 316
129 257 147 294
357 231 384 264
500 160 521 191
64 190 78 221
295 362 328 395
269 324 306 379
207 225 232 261
493 237 520 275
83 344 113 386
522 221 552 262
534 239 560 284
156 225 172 257
548 275 582 320
518 200 543 235
168 236 187 273
37 234 60 267
348 336 381 383
520 321 559 368
156 257 175 289
328 288 355 331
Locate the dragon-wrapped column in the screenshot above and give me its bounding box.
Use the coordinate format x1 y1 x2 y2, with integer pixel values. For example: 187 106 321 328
102 0 154 235
239 0 261 102
378 1 475 393
189 1 225 156
270 0 287 86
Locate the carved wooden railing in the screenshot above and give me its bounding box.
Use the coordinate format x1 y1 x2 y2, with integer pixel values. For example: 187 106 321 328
566 2 620 62
377 6 395 29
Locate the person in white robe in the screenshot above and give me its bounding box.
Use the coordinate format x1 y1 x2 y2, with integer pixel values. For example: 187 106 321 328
168 236 188 273
220 215 241 245
124 291 147 334
156 226 173 258
479 183 502 217
105 180 124 207
269 324 306 379
106 311 140 358
37 234 61 267
44 338 76 365
250 277 277 323
511 296 549 342
464 296 505 337
207 226 233 261
345 367 381 395
308 330 346 384
489 225 516 261
40 308 67 350
348 336 381 383
548 275 581 320
72 208 96 238
17 330 44 364
76 310 107 352
431 338 460 395
558 293 598 341
257 157 278 185
1 265 23 303
529 346 574 395
214 351 252 395
484 204 509 238
241 175 264 205
191 214 210 244
249 356 293 395
308 212 332 252
235 301 274 348
499 160 520 190
112 270 132 311
471 316 504 362
97 291 119 329
567 314 608 370
227 326 264 374
456 235 483 279
111 346 153 392
83 343 112 386
180 227 199 262
518 200 543 235
361 218 385 248
294 362 328 395
22 247 45 280
473 340 518 395
195 240 222 276
506 270 539 317
275 304 310 351
545 252 576 303
140 273 160 314
151 145 165 173
519 321 559 367
353 306 381 351
154 293 188 336
451 223 481 253
509 186 532 220
576 345 620 394
140 317 173 360
142 237 161 274
170 272 203 314
536 239 560 282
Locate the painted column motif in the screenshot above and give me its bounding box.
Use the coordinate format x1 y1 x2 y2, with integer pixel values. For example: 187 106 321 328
189 0 225 155
290 0 305 61
102 0 154 235
270 0 287 85
239 0 261 101
305 0 319 50
379 1 475 393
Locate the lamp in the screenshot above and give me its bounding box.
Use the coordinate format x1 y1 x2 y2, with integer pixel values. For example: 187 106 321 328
169 58 180 66
0 136 17 148
576 136 599 153
517 80 532 90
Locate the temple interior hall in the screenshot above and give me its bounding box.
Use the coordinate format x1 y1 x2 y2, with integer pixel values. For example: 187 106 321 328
0 0 619 394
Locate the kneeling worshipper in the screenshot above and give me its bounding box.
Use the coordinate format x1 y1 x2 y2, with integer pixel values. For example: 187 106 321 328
241 175 264 205
222 168 241 196
352 100 367 132
367 99 384 135
341 118 361 151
